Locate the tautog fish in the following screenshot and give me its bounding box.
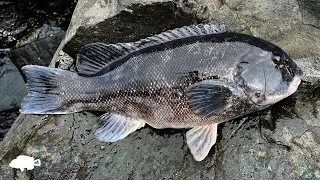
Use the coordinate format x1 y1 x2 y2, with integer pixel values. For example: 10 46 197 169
21 24 302 161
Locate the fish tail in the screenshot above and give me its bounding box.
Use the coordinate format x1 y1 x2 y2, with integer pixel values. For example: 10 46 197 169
20 65 76 114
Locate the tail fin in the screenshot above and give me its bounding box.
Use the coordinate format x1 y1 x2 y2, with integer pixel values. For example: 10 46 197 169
20 65 74 114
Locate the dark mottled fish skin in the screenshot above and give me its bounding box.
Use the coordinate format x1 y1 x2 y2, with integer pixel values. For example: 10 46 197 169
21 24 302 161
22 30 300 128
64 41 266 128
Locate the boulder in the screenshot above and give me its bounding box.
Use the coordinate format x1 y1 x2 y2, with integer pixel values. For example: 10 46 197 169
0 0 76 48
1 0 320 179
0 56 27 111
50 0 320 70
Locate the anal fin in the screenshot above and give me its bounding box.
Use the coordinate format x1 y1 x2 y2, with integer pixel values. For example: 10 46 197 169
94 113 145 142
186 123 218 161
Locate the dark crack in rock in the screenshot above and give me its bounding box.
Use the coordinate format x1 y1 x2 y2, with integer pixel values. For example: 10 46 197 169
0 109 19 141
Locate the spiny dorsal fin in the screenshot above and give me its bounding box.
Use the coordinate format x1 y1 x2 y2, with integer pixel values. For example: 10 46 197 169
76 24 226 76
134 24 226 48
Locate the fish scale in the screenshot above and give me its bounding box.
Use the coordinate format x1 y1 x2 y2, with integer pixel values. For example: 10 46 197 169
63 42 260 127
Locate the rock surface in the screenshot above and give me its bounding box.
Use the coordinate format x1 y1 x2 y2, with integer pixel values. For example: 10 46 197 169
1 0 320 179
296 56 320 83
0 0 76 48
0 109 19 141
10 32 65 72
50 0 320 69
297 0 320 27
0 56 27 111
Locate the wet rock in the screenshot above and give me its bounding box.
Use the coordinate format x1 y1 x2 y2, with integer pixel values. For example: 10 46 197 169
15 21 65 48
1 0 320 179
0 56 27 111
0 109 19 141
10 32 65 71
0 0 76 48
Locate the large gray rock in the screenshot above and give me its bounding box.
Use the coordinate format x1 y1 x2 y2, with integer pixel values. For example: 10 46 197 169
7 21 66 71
50 0 320 69
10 32 65 71
0 0 76 48
1 0 319 179
0 56 27 111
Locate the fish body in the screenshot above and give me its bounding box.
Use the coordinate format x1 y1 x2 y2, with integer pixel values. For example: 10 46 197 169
21 24 302 161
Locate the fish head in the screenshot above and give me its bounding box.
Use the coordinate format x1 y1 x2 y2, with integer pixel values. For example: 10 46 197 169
234 47 302 106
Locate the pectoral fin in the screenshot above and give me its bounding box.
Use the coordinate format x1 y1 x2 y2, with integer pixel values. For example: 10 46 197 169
186 81 242 118
186 123 218 161
94 113 145 142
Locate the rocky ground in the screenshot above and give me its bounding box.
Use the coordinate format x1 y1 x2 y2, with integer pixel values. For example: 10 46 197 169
0 0 319 179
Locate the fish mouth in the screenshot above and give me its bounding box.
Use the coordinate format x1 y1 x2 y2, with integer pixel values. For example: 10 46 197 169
260 76 301 105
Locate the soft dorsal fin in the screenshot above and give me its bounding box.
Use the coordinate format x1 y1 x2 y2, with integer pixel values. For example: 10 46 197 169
76 24 226 76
